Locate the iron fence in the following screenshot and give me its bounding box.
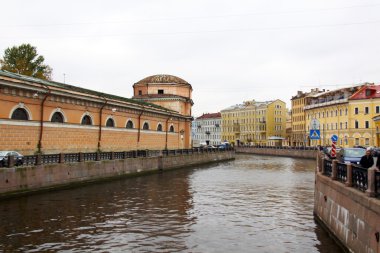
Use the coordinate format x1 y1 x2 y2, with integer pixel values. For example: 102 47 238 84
375 171 380 198
41 154 60 164
23 155 37 166
352 165 368 192
323 159 332 177
336 162 347 183
64 153 80 163
83 152 97 161
248 146 317 150
0 147 234 168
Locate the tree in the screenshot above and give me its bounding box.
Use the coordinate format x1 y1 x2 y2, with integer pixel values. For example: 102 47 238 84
0 43 52 80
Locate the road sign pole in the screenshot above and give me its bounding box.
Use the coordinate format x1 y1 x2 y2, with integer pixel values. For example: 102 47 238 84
331 141 337 158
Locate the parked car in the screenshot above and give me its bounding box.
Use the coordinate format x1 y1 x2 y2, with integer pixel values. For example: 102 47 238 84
0 151 24 167
372 147 380 157
353 145 366 149
336 148 366 164
218 144 229 150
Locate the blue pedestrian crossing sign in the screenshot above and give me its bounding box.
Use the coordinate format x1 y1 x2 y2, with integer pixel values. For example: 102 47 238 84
310 129 320 140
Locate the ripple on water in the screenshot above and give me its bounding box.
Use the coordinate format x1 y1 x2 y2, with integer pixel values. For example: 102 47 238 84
0 155 343 253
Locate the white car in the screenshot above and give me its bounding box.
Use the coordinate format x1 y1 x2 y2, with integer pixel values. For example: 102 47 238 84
0 151 24 167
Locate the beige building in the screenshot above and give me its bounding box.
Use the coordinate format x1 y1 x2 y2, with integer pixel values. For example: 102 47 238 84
221 100 286 146
290 89 323 146
283 110 292 146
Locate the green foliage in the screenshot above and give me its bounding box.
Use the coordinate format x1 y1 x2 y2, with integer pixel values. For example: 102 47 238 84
0 43 52 80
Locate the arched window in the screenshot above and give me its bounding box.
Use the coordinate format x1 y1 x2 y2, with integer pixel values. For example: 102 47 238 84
126 120 134 129
51 112 64 123
106 118 115 127
169 125 174 132
157 124 163 131
81 115 92 125
11 108 29 120
143 122 149 130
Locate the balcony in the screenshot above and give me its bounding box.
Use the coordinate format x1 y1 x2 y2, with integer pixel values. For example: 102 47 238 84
233 123 240 133
304 98 348 110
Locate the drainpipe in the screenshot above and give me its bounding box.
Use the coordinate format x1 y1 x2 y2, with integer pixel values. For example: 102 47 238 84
37 84 51 154
165 115 172 150
98 97 108 150
137 107 145 143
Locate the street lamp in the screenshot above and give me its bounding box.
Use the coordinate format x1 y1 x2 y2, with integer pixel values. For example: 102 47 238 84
180 129 185 140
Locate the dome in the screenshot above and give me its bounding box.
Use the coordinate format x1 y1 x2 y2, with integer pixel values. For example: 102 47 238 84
135 74 190 86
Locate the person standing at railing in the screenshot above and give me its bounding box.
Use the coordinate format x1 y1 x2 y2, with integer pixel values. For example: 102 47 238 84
359 149 374 169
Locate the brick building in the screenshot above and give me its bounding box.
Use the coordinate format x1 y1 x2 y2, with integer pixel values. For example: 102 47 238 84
0 71 193 154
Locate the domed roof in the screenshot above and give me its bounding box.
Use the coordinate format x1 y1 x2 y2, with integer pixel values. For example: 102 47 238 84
135 74 190 86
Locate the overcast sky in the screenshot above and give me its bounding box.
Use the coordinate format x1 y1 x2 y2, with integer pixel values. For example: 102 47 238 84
1 0 379 116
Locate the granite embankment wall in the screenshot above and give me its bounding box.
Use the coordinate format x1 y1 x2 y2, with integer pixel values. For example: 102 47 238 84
236 147 317 159
314 154 380 253
0 151 235 198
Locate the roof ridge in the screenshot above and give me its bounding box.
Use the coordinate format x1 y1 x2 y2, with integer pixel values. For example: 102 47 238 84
0 70 177 113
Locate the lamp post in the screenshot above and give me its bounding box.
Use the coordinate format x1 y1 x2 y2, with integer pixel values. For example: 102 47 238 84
180 129 185 149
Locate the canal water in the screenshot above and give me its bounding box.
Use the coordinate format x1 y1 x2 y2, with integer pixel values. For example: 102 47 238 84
0 154 343 253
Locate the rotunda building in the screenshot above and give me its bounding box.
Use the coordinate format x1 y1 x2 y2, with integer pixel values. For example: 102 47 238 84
132 74 193 116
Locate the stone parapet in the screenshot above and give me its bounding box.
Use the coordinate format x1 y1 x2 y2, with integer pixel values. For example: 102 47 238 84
314 152 380 253
0 151 235 199
235 147 317 159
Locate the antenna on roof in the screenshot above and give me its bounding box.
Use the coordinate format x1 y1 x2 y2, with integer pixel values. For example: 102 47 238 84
63 73 66 84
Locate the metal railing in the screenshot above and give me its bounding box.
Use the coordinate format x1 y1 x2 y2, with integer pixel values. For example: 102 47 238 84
64 153 80 163
242 145 318 151
321 158 378 198
336 162 347 183
323 159 332 177
0 147 234 168
352 165 368 192
41 154 60 164
376 171 380 197
83 152 97 161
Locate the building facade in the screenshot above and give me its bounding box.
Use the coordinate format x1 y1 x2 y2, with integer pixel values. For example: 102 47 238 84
348 85 380 147
0 71 193 154
192 113 222 147
221 100 286 146
304 83 379 147
374 115 380 147
283 109 292 146
290 89 324 146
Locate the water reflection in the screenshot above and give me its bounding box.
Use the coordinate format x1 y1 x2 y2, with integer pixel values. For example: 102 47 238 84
0 154 342 252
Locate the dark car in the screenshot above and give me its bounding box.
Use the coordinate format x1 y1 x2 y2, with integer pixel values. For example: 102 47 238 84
372 147 380 157
0 151 24 167
337 148 366 165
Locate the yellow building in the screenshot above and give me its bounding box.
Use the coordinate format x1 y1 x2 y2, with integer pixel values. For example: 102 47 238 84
373 115 380 147
349 84 380 147
304 83 379 148
221 100 286 146
283 110 292 146
290 89 323 146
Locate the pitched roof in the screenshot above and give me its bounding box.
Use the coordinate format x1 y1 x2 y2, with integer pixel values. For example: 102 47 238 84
0 70 177 113
349 84 380 100
196 113 221 119
134 74 192 89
